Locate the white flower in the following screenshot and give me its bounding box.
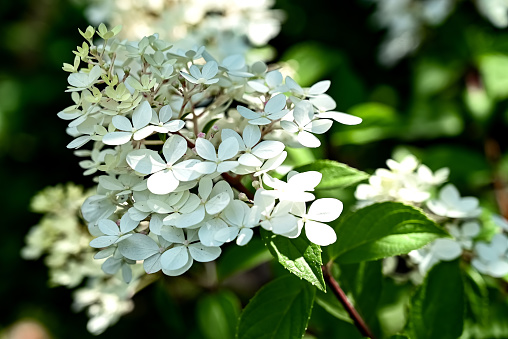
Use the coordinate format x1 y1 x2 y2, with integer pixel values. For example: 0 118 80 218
148 105 185 134
409 237 463 275
222 124 285 167
102 101 154 145
126 135 200 194
159 227 221 276
89 214 139 248
237 93 288 125
118 233 173 274
193 137 239 174
448 221 481 250
262 171 322 202
255 189 299 237
280 100 332 148
215 200 261 246
180 61 220 85
221 54 253 77
286 76 331 98
66 65 103 92
427 184 482 218
291 198 342 246
247 70 288 93
310 94 362 125
472 233 508 277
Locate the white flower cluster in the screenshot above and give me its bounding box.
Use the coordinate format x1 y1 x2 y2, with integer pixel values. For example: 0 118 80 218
372 0 508 65
22 183 143 334
85 0 284 60
61 25 360 281
355 154 449 206
356 154 508 280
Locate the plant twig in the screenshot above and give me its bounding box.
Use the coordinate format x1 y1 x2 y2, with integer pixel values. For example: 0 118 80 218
221 172 254 200
322 265 376 339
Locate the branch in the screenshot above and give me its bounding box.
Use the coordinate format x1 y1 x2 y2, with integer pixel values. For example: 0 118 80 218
322 265 376 339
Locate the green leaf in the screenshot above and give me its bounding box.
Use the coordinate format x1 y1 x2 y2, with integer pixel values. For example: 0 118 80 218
292 160 369 190
478 54 508 100
329 202 448 264
331 102 400 146
203 118 220 135
197 290 241 339
261 229 326 291
216 237 272 281
236 275 315 339
408 260 464 339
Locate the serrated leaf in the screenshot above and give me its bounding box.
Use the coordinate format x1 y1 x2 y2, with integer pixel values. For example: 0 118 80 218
261 229 326 291
408 260 464 339
236 275 315 339
216 237 272 281
197 291 241 339
293 160 369 189
329 202 448 263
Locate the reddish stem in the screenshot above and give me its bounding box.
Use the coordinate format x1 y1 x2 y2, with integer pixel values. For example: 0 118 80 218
322 265 376 339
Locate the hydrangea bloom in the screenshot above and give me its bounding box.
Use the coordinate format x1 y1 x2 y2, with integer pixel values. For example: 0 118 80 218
57 24 356 284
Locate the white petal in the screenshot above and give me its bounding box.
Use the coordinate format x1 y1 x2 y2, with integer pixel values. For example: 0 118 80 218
222 129 245 150
160 246 189 270
243 125 261 149
298 130 321 148
120 213 139 233
317 111 362 125
225 201 247 226
217 161 239 173
237 228 254 246
307 198 343 222
188 243 221 262
189 65 201 79
265 93 287 114
218 137 239 161
266 71 283 88
102 132 133 145
112 115 133 131
310 94 336 111
144 253 162 274
161 226 185 243
118 233 160 260
193 161 217 174
102 257 121 274
205 192 231 215
249 117 271 125
280 120 299 133
163 135 187 165
132 101 152 129
195 138 217 161
181 71 198 84
247 80 269 93
309 80 331 96
126 149 166 175
133 126 156 140
164 120 185 132
173 159 201 181
307 119 333 134
150 214 165 234
202 61 218 79
198 220 227 246
237 105 260 119
147 170 179 195
90 236 118 248
162 255 193 276
285 76 303 94
98 176 124 191
252 141 285 159
269 214 299 234
488 260 508 277
239 153 263 167
293 100 314 126
98 219 120 236
215 227 240 243
288 171 322 191
198 177 213 200
174 205 206 228
432 239 462 260
305 220 337 246
159 105 173 123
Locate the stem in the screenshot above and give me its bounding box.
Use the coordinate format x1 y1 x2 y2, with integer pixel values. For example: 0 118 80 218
221 172 254 200
322 265 376 339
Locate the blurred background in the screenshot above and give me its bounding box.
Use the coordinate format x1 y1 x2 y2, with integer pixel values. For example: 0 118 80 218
1 0 508 337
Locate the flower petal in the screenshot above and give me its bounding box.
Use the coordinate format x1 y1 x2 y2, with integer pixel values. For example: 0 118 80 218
195 138 217 161
307 198 343 222
147 170 179 195
118 233 160 260
305 220 337 246
160 246 189 270
188 243 221 262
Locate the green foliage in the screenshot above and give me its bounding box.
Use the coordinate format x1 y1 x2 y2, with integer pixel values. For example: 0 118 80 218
236 275 315 339
197 290 241 339
329 202 449 263
293 160 369 189
261 229 326 291
407 260 464 339
216 237 272 281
